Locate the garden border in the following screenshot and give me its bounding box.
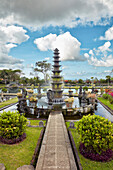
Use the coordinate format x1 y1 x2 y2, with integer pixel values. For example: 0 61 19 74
68 130 83 170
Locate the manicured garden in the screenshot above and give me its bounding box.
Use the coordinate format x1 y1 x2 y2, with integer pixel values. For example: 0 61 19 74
0 97 18 109
0 127 42 170
98 97 113 111
98 88 113 111
66 115 113 170
0 111 45 170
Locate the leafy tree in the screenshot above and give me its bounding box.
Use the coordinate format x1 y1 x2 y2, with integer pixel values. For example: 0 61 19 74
0 69 22 84
78 79 84 84
106 75 111 85
34 60 51 83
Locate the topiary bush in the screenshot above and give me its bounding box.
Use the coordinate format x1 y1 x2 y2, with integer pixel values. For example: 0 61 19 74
77 114 113 161
0 111 27 141
2 88 7 93
83 86 88 91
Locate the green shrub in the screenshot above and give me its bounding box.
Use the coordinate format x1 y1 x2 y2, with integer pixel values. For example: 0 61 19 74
83 86 88 91
18 89 21 92
0 111 27 139
2 88 7 93
102 93 109 99
77 114 113 154
108 95 113 104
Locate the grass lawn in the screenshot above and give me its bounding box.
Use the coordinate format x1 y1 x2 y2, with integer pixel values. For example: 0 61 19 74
66 122 113 170
30 119 46 126
0 126 43 170
0 97 18 109
98 97 113 111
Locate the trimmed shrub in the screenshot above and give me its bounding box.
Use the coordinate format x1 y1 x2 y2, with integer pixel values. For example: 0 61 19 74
2 88 7 93
79 143 113 162
102 93 109 99
77 115 113 154
83 86 88 91
0 111 27 140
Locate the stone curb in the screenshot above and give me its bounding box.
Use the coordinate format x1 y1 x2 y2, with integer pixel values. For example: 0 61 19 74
0 163 5 170
30 128 45 166
68 130 83 170
17 165 34 170
0 102 18 111
97 99 113 116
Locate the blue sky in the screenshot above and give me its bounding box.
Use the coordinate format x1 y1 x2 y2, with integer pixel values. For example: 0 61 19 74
0 0 113 80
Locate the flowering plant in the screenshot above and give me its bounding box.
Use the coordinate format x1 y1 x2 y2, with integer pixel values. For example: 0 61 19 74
105 89 111 93
29 96 37 102
90 93 96 99
109 92 113 97
27 89 34 93
17 93 22 97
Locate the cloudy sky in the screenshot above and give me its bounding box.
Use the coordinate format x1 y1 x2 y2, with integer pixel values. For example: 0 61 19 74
0 0 113 80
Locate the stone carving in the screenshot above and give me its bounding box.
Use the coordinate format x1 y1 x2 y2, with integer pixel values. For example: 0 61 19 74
47 89 54 103
0 163 5 170
39 121 44 127
69 122 75 129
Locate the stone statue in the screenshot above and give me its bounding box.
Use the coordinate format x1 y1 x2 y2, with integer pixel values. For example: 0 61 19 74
47 89 54 103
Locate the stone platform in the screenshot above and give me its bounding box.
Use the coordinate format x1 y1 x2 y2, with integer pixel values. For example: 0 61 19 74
36 111 77 170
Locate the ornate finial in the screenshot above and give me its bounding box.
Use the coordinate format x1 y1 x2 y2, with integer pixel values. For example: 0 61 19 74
54 48 59 52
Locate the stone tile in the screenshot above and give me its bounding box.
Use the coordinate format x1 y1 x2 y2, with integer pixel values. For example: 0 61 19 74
46 145 56 153
57 145 67 153
57 156 70 167
43 153 56 167
43 168 57 170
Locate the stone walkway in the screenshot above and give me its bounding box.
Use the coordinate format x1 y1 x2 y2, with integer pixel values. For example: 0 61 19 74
36 111 77 170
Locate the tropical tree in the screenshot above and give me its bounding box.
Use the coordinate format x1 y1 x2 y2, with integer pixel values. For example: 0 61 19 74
78 79 84 84
34 60 51 83
0 69 22 84
106 75 111 86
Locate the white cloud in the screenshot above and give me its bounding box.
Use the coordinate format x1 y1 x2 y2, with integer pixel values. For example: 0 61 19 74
62 66 69 70
0 25 29 67
0 25 29 44
88 55 113 67
87 41 113 67
89 50 94 56
0 0 113 29
44 57 50 60
98 41 111 52
104 70 111 73
100 26 113 40
34 32 86 61
84 53 89 58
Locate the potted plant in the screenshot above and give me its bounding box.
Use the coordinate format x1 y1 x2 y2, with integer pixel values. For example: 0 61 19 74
17 93 22 100
64 97 74 108
27 89 34 97
29 96 37 107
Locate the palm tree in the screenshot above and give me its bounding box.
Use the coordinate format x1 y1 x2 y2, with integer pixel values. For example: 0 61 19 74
106 75 111 86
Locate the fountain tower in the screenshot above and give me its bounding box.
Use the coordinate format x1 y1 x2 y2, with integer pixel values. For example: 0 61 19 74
52 48 64 105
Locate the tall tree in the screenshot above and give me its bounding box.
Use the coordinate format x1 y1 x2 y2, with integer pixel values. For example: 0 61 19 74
34 60 51 83
106 75 111 86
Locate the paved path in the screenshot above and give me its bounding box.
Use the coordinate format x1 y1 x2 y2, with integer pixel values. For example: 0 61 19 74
36 111 77 170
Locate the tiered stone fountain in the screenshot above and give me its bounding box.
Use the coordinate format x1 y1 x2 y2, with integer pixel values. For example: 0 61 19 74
52 48 64 104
